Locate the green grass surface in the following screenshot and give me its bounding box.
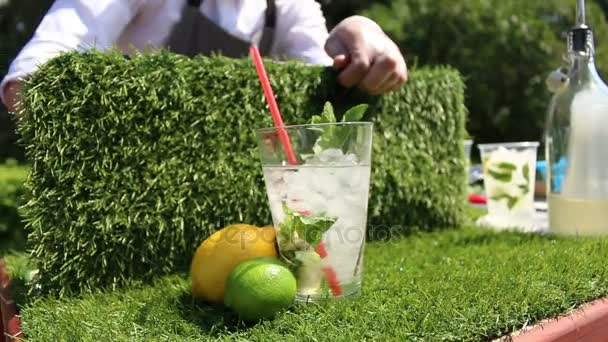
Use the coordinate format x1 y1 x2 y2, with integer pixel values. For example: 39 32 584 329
8 225 608 341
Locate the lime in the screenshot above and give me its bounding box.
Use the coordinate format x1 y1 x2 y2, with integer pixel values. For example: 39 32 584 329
224 257 296 321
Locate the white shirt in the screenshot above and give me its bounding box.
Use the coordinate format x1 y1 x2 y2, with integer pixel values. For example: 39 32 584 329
1 0 333 103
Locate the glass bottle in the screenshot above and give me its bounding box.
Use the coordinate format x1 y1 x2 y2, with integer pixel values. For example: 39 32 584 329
545 0 608 235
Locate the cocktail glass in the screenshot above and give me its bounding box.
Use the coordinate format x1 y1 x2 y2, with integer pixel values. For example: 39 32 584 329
256 122 373 302
477 142 540 230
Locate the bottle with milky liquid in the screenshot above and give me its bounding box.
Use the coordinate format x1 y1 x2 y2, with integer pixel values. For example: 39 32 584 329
545 0 608 236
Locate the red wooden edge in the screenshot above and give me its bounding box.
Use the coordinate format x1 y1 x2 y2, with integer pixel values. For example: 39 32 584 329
0 259 22 342
0 285 3 342
498 298 608 342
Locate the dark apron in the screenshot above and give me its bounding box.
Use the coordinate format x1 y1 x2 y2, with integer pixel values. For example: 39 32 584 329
166 0 276 58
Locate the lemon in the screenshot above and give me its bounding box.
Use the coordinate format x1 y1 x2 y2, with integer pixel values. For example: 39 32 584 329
224 257 296 321
191 224 277 303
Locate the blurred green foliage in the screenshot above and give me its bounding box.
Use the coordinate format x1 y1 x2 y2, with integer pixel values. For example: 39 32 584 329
0 159 28 254
360 0 608 144
598 0 608 15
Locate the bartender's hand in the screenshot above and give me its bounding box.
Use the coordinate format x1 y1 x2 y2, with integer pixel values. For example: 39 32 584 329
325 15 407 95
2 81 22 113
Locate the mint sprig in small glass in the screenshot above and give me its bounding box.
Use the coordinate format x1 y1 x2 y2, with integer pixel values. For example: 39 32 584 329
485 160 531 210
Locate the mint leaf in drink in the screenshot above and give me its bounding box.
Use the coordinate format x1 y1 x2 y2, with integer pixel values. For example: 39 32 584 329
507 196 518 209
518 184 529 194
298 215 336 246
310 102 368 124
311 102 337 124
487 169 512 182
309 102 368 153
331 104 368 151
489 193 510 201
489 191 521 210
278 205 299 248
278 205 336 250
523 164 530 183
496 162 517 171
342 104 368 122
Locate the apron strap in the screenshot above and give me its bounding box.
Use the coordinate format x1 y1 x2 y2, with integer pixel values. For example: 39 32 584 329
186 0 275 30
173 0 276 57
264 0 276 29
188 0 276 53
258 0 276 55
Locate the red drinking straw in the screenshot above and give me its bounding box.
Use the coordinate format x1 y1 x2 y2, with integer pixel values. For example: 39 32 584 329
315 241 328 258
250 45 342 297
249 46 298 165
316 241 342 296
322 266 343 297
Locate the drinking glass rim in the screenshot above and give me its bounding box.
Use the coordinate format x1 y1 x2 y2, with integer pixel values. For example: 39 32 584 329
255 121 373 134
477 141 540 150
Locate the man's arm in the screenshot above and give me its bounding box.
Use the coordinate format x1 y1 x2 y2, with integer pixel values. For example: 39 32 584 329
273 3 406 95
0 0 141 112
325 16 408 95
2 81 22 113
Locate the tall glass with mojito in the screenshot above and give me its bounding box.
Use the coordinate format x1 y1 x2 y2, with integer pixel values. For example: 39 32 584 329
256 121 373 302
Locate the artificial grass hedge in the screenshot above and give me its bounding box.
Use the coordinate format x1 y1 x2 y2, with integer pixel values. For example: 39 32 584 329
7 227 608 341
19 50 466 296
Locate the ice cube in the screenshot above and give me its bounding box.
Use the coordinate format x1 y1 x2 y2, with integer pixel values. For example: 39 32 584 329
305 149 359 166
